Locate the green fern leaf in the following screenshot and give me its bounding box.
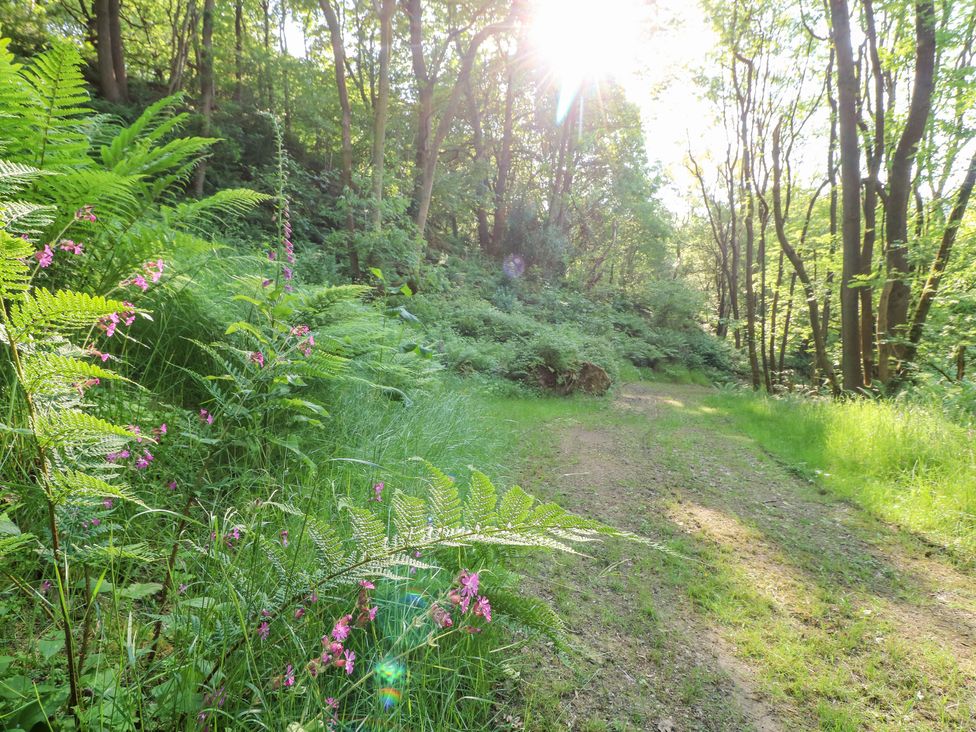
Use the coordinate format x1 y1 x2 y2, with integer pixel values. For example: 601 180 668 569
47 470 144 507
465 469 498 527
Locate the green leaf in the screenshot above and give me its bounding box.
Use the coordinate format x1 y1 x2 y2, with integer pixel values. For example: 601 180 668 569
119 582 163 600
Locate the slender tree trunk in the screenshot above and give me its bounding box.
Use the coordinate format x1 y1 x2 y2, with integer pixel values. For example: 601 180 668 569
830 0 865 392
779 271 797 374
822 50 837 350
370 0 396 230
320 0 360 277
464 76 492 250
877 0 937 384
491 35 520 256
734 52 762 390
859 0 885 384
192 0 215 198
773 121 840 395
234 0 244 102
408 0 513 235
262 0 274 109
94 0 122 102
108 0 128 101
900 148 976 370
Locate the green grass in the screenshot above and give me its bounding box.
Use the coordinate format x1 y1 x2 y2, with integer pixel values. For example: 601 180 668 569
706 390 976 562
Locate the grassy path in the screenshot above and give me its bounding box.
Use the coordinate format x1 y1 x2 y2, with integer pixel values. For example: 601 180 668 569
503 382 976 731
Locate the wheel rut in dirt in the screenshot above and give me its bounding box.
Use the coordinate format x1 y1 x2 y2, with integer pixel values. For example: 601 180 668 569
517 382 976 731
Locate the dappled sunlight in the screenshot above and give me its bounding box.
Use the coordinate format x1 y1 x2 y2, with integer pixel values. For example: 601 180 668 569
666 500 815 618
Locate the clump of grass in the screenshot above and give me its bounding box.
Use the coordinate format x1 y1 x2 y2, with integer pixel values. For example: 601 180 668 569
708 391 976 560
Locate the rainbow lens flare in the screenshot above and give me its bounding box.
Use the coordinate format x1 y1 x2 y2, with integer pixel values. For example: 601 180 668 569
374 659 406 711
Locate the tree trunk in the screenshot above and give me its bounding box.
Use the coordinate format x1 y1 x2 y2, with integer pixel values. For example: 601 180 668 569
491 35 520 256
772 121 840 395
830 0 864 392
899 148 976 371
734 52 762 390
192 0 215 198
370 0 396 231
94 0 121 102
108 0 128 101
234 0 244 102
877 0 937 384
319 0 360 277
408 0 513 236
464 75 492 250
859 0 885 384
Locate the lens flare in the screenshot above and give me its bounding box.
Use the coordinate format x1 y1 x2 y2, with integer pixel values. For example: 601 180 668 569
374 659 406 711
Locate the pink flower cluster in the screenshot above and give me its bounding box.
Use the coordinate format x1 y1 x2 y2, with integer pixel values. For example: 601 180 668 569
34 239 86 268
250 351 265 368
431 570 492 631
75 205 96 222
290 325 314 357
59 239 84 255
97 304 136 338
125 259 165 292
267 199 296 291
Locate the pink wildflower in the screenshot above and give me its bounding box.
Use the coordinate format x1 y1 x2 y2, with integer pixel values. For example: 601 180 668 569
307 658 321 678
179 583 187 594
34 245 54 268
168 480 177 490
366 605 378 622
331 614 352 642
103 498 113 509
120 305 136 326
40 580 52 595
373 482 384 502
473 595 492 622
250 351 265 367
458 570 479 599
98 313 120 337
280 529 289 547
59 239 83 255
258 621 270 640
268 250 277 261
431 603 453 629
262 278 273 287
129 274 149 291
283 266 293 280
144 259 164 283
308 591 319 604
90 518 101 527
75 205 96 222
105 449 130 463
284 664 295 687
199 409 213 425
153 423 167 438
291 325 310 337
328 641 343 657
89 348 111 362
135 450 154 470
340 649 355 675
359 580 375 590
294 607 305 620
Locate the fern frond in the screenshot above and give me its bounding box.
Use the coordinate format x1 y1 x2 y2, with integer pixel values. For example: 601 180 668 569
0 159 52 197
0 532 34 559
420 462 462 530
9 289 131 341
21 352 124 394
0 230 33 300
392 491 428 543
20 42 90 167
35 409 136 452
100 93 186 169
164 189 270 232
465 469 498 527
0 199 57 235
47 469 144 507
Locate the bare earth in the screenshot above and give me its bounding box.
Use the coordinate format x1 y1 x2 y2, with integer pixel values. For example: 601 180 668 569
511 382 976 732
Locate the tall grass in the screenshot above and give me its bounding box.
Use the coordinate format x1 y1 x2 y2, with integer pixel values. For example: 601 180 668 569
708 391 976 560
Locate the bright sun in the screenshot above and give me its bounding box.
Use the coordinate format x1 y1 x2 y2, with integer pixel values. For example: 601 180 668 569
528 0 644 91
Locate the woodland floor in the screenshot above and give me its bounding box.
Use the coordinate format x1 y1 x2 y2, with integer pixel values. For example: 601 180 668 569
506 382 976 732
